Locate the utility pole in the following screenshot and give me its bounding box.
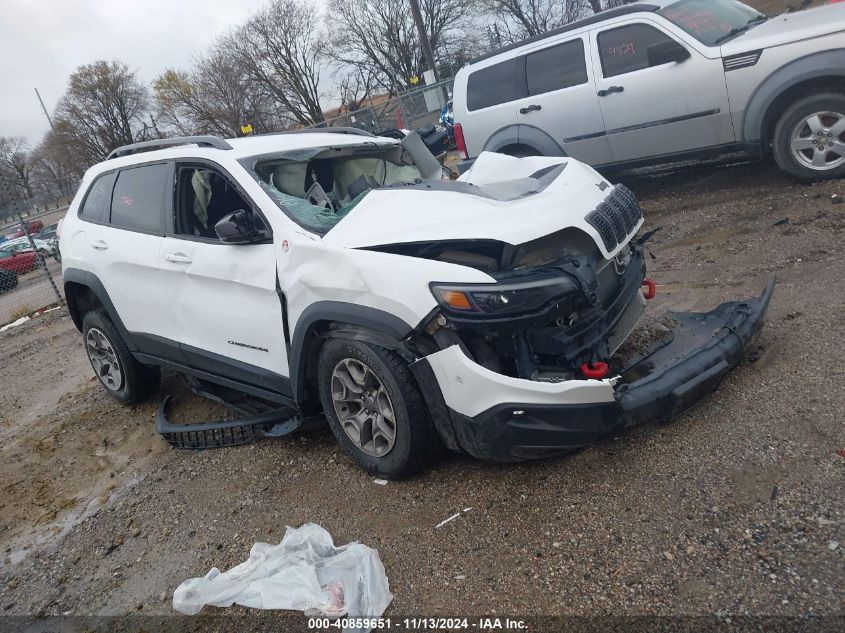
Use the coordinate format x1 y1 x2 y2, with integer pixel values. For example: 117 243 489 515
409 0 438 82
34 88 56 134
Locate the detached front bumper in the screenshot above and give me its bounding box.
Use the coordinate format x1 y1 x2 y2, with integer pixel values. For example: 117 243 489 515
416 279 774 461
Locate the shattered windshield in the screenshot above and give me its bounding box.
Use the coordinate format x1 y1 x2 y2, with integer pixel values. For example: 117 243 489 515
240 144 425 234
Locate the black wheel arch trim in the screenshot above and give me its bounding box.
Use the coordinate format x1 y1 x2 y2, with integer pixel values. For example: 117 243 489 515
742 48 845 143
482 124 566 157
63 268 137 351
289 301 415 405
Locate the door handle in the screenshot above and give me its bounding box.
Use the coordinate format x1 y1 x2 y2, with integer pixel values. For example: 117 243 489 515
90 240 109 251
598 86 625 97
165 253 193 264
519 104 542 114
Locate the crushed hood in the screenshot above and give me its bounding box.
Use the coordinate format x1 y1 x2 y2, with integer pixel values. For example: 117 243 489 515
721 5 845 54
321 152 632 260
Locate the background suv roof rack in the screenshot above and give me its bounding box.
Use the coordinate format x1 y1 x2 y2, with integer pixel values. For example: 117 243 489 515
107 136 233 160
270 127 376 138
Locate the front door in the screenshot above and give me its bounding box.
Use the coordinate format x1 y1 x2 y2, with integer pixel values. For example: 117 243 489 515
159 162 289 393
589 19 734 164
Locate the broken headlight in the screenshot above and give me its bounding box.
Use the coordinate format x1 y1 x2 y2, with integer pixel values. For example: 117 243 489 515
430 276 579 317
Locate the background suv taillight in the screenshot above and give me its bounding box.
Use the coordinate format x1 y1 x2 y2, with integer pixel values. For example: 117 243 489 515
453 123 468 160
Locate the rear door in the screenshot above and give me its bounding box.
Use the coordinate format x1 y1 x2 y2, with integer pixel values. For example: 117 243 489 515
513 35 612 165
159 161 288 392
86 162 175 356
589 19 734 164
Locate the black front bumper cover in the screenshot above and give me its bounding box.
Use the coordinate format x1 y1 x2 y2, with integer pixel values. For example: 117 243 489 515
433 279 774 462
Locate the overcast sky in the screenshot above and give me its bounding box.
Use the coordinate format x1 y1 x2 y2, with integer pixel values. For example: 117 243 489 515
0 0 269 146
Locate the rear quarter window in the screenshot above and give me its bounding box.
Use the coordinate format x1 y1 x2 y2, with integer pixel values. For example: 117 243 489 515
79 172 117 222
109 163 169 233
467 58 519 111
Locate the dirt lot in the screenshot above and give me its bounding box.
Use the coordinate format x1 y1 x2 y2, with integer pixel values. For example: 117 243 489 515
0 160 843 628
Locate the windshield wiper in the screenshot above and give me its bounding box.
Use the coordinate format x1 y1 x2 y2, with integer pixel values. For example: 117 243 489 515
714 15 769 45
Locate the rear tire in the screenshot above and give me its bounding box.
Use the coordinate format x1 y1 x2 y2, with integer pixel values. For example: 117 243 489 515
317 338 439 478
772 93 845 181
82 310 160 404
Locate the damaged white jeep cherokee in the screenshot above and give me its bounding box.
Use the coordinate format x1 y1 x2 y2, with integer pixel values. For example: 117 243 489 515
60 131 773 477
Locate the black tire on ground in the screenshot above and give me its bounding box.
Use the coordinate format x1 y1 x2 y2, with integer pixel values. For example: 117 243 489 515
772 92 845 182
81 310 160 404
317 338 440 478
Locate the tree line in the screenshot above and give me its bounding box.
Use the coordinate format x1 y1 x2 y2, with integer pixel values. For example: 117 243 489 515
0 0 634 211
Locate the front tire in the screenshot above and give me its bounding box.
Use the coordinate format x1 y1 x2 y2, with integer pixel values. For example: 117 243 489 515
317 338 439 478
772 93 845 181
82 310 160 404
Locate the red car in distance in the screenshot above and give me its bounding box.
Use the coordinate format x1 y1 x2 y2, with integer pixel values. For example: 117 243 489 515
4 220 44 239
0 249 37 275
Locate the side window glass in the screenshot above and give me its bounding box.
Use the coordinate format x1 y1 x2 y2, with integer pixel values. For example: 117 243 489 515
598 24 676 78
467 59 519 111
175 166 253 239
526 39 588 96
109 163 169 233
79 172 116 222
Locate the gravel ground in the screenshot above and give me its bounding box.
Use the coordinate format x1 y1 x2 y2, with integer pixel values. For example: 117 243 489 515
0 160 843 629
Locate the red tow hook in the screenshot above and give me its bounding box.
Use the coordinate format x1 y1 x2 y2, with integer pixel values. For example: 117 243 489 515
642 279 657 300
581 361 609 380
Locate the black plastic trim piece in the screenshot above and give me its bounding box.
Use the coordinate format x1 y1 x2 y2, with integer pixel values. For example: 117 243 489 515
62 268 137 351
289 302 415 402
563 130 608 143
432 279 774 462
134 352 294 405
606 109 721 136
723 50 763 72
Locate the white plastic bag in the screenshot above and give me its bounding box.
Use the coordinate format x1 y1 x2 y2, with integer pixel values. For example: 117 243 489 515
173 523 392 631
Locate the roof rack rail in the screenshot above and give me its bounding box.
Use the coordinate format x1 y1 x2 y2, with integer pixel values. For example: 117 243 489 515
268 127 377 138
469 4 659 64
107 136 233 160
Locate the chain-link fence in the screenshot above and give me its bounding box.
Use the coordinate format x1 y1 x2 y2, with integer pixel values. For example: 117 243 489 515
309 78 454 134
0 200 68 328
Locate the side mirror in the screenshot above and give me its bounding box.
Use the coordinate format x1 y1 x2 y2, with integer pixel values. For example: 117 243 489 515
648 40 690 67
214 209 269 244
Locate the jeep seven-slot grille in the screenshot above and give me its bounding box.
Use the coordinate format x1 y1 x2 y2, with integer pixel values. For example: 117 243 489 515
585 184 642 251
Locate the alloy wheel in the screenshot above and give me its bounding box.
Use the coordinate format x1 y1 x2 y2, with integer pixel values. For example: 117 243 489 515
330 358 397 457
790 111 845 171
85 327 123 391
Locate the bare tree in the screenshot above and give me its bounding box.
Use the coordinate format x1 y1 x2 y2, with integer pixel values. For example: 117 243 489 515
53 60 151 166
482 0 628 43
233 0 325 126
30 131 79 196
154 35 287 137
0 137 35 200
326 0 476 95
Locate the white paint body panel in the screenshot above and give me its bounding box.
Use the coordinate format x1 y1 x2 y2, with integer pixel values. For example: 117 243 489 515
323 152 638 260
423 345 616 418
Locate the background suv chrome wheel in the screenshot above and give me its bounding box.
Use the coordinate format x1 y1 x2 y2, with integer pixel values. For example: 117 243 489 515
790 111 845 171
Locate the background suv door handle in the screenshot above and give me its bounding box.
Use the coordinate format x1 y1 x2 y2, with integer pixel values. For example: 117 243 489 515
90 240 108 251
519 104 542 114
598 86 625 97
165 253 193 264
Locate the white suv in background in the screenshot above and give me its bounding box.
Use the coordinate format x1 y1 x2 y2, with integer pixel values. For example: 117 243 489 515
60 132 771 477
452 0 845 180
